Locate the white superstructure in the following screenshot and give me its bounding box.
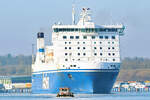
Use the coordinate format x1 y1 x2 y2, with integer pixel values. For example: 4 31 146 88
32 8 125 72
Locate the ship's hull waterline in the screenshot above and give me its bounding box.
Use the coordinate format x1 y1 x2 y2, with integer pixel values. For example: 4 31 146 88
32 69 119 94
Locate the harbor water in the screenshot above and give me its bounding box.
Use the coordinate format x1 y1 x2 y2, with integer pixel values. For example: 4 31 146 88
0 93 150 100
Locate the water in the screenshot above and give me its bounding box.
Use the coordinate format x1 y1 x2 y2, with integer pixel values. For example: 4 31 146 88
0 93 150 100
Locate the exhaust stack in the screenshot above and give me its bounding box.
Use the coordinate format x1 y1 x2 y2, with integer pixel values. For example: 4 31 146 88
36 32 45 63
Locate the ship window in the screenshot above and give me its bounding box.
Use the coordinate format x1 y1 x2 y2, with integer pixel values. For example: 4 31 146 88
83 42 85 44
71 28 74 31
105 36 109 39
65 28 69 31
108 53 111 56
100 28 106 32
112 53 115 56
100 42 102 44
112 42 114 44
99 36 103 39
54 28 117 32
94 28 97 32
91 28 95 32
65 59 68 61
83 36 87 39
85 28 89 32
83 53 86 56
83 47 86 49
100 53 103 56
69 47 71 49
94 47 97 49
112 36 115 39
108 42 110 44
69 42 71 44
70 36 74 39
65 42 67 44
73 65 76 67
92 36 95 39
112 47 115 49
54 28 58 32
58 28 62 31
76 36 79 39
110 28 117 32
100 47 102 49
113 59 115 61
65 53 68 55
63 28 67 31
65 47 67 49
63 36 67 39
69 53 72 56
75 28 78 31
77 42 80 44
108 28 115 32
94 53 97 56
81 28 86 32
108 47 110 50
78 59 80 61
77 47 80 49
78 53 80 56
94 42 96 44
59 28 63 31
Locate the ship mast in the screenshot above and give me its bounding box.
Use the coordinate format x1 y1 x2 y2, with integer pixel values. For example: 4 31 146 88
72 4 75 25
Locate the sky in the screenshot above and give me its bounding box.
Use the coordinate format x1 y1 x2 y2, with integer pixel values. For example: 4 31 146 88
0 0 150 58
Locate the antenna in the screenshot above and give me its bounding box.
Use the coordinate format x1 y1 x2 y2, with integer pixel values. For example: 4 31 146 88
72 4 75 25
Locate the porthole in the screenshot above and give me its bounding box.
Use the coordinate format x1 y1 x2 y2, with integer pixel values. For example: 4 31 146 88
113 59 115 61
100 53 103 56
65 59 68 61
65 53 68 55
94 53 97 56
83 53 86 56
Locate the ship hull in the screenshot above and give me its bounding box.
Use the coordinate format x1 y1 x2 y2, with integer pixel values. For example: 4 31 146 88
32 69 119 94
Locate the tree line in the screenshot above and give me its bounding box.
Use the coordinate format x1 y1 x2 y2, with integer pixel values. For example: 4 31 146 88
0 54 150 80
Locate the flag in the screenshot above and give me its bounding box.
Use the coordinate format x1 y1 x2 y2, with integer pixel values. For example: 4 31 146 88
87 8 90 10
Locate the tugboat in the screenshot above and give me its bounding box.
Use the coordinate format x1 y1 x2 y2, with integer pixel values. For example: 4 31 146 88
56 88 74 97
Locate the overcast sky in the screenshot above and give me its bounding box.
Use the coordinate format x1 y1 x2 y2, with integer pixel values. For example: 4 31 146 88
0 0 150 58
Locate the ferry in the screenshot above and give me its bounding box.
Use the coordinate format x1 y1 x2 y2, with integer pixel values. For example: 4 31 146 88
32 7 125 94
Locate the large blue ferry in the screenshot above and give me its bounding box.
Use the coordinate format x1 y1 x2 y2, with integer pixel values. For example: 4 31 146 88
32 7 125 94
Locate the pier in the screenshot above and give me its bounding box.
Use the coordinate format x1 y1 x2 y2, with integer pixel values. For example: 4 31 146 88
112 87 150 93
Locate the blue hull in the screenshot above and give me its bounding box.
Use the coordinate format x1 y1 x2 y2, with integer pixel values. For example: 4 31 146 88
32 69 119 94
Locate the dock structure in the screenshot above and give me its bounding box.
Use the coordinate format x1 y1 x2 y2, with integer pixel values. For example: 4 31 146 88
0 76 31 93
112 80 150 93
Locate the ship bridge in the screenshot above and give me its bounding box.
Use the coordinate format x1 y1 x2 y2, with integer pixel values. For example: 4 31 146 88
52 24 125 36
52 8 125 36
